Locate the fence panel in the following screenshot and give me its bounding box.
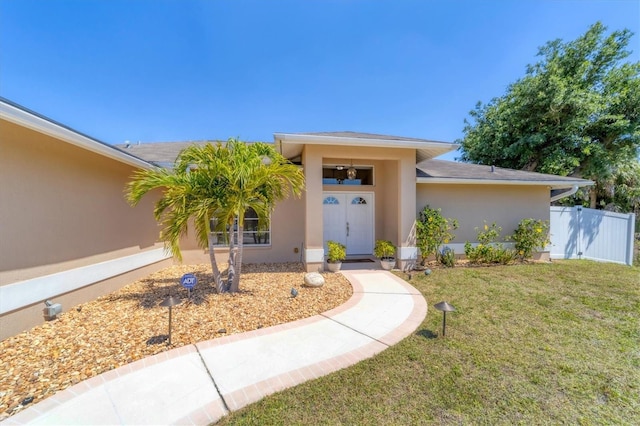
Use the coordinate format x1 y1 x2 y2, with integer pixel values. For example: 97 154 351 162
549 206 635 266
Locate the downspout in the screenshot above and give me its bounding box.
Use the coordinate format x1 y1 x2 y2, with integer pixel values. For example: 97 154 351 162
550 185 579 203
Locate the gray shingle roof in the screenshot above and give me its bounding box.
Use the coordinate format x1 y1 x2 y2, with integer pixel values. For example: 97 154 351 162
115 140 225 165
417 159 592 187
114 140 592 189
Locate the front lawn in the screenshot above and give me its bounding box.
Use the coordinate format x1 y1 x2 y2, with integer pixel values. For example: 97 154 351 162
218 260 639 425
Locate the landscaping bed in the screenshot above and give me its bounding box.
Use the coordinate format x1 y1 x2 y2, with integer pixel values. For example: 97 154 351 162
0 263 352 420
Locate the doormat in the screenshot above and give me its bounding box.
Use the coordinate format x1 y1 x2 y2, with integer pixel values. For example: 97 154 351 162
342 258 375 263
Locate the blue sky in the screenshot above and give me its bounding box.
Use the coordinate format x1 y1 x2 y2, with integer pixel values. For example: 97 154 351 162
1 0 639 161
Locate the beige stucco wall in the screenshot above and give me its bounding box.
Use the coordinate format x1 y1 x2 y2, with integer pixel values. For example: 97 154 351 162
180 195 306 265
179 145 418 271
416 183 550 243
0 119 168 339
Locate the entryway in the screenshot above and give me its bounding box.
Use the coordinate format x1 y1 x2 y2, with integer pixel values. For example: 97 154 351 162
322 192 374 255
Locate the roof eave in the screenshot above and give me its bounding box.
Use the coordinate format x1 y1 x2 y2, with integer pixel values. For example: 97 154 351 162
1 100 154 170
273 132 458 161
274 132 455 148
416 177 595 189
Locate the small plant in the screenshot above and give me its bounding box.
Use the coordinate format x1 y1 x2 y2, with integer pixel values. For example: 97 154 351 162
326 240 346 263
439 246 456 267
416 205 458 265
511 218 551 260
374 240 396 260
464 222 515 265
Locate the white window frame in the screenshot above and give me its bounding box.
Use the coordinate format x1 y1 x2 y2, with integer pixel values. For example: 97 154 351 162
211 207 271 247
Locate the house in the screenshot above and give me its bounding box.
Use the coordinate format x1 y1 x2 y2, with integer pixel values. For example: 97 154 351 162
120 131 592 272
0 98 172 339
0 98 592 339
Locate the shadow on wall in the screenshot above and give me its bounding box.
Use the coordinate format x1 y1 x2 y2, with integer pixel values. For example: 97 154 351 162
564 206 605 258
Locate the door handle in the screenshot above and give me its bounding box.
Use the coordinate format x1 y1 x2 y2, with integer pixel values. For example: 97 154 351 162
347 222 350 237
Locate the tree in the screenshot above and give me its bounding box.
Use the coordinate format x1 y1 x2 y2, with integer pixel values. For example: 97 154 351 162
459 22 640 209
125 139 305 293
596 160 640 214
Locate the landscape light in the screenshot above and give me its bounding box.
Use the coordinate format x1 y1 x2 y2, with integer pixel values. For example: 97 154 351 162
434 301 455 337
159 296 181 345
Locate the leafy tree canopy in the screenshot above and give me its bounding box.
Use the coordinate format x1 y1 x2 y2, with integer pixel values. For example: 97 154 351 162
459 22 640 210
125 139 305 293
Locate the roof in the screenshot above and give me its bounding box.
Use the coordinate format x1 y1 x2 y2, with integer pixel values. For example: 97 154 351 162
115 140 222 167
0 97 153 170
416 159 593 189
273 131 458 162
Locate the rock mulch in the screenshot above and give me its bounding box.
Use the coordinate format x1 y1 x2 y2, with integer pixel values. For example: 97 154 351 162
0 263 352 420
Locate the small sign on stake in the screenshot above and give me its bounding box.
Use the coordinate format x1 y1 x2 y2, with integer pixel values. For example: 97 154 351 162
180 273 197 298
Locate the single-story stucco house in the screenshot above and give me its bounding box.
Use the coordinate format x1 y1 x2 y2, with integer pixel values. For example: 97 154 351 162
0 98 592 339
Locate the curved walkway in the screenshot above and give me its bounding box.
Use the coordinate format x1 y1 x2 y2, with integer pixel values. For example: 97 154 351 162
3 270 427 425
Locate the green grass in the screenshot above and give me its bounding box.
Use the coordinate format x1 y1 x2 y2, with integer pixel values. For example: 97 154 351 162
217 261 640 425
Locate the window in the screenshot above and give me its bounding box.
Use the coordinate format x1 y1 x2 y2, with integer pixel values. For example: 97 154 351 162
322 165 373 185
323 196 340 205
211 207 270 246
351 197 367 205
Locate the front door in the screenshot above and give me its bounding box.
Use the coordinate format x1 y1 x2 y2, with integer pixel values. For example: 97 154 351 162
322 192 374 255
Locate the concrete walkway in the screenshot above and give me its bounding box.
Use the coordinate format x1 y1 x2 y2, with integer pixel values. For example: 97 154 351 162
3 270 427 425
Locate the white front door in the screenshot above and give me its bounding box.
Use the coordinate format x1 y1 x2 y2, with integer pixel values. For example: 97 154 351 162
322 192 374 255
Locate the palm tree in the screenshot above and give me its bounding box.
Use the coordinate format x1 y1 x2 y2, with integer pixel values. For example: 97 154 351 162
125 139 304 293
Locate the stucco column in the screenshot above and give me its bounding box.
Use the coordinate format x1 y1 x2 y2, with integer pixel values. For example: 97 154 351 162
302 146 324 272
397 153 418 270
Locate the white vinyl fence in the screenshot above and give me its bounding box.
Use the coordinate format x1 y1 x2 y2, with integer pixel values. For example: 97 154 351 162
548 206 636 266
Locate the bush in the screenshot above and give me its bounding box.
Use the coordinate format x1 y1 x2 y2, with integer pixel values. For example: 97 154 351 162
511 218 551 260
439 246 456 267
464 222 515 265
416 206 458 265
326 240 346 263
374 240 396 259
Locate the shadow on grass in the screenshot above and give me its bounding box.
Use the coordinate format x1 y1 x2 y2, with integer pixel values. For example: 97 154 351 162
416 329 438 339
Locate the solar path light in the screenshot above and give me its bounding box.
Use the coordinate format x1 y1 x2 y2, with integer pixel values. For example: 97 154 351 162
434 301 455 337
159 296 181 345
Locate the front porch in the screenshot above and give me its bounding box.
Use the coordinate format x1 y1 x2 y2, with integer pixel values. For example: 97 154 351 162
274 132 455 273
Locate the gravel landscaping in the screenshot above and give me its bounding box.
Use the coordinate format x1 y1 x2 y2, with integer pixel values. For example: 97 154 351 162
0 263 352 420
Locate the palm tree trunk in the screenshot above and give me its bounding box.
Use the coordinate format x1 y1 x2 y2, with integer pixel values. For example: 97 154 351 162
226 220 236 292
207 233 225 293
229 223 244 293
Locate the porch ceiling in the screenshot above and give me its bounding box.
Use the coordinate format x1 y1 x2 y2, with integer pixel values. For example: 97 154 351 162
274 131 458 162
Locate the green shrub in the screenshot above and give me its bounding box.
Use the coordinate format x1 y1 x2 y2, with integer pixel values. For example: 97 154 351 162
439 246 456 267
464 222 515 265
327 240 346 263
374 240 396 259
511 218 551 260
416 205 458 265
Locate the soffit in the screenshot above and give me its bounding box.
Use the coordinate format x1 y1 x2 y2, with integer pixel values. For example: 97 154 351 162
273 131 458 162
